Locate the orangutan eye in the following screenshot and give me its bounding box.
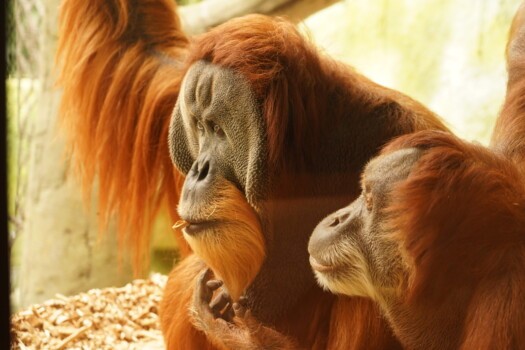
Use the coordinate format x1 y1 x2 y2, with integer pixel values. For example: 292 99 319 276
363 183 373 211
213 124 221 133
196 121 204 131
365 193 373 211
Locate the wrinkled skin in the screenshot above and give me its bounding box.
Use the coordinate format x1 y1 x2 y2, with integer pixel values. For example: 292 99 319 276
164 15 446 349
308 148 421 301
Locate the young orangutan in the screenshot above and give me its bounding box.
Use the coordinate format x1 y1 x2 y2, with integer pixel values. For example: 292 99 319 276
310 132 525 349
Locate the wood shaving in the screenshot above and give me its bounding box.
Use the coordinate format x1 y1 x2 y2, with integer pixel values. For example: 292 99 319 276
172 220 188 230
11 274 167 350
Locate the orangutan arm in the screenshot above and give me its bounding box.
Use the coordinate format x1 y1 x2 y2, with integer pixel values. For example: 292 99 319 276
190 269 301 350
160 255 220 350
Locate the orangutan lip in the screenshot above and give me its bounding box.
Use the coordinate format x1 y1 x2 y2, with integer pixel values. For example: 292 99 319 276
184 220 218 235
309 256 337 273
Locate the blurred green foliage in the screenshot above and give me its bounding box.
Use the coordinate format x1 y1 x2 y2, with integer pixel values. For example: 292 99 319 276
176 0 202 5
303 0 521 144
7 79 40 269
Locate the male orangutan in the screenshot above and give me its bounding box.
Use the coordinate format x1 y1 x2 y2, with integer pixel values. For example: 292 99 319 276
163 14 450 350
202 4 525 349
57 1 448 349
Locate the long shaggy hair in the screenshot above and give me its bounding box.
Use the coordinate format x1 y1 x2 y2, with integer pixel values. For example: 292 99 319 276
383 130 525 348
162 14 447 349
56 0 189 267
363 9 525 347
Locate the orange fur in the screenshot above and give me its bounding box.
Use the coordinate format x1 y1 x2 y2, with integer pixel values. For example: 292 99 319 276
385 132 525 300
381 131 525 349
505 2 525 64
180 182 265 301
349 7 525 347
491 2 525 169
160 255 218 350
377 14 525 345
183 15 446 171
326 297 401 350
197 287 335 350
56 0 189 268
163 15 447 349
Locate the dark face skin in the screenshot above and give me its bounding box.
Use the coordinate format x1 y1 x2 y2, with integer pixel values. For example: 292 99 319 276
168 60 270 303
170 60 268 225
308 148 422 301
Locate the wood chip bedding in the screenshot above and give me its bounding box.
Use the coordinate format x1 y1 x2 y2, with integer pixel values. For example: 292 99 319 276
11 274 168 350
